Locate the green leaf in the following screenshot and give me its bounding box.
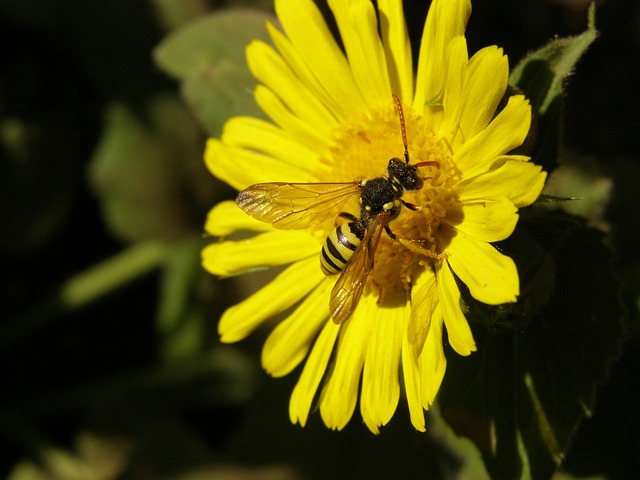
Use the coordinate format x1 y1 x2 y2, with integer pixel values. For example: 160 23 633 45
543 150 612 230
88 96 215 243
157 235 213 362
154 9 273 135
7 447 92 480
438 213 625 480
510 4 598 171
510 4 598 115
154 9 270 79
181 58 267 138
151 0 211 32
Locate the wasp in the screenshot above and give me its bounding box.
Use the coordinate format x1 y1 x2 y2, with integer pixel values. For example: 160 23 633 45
236 94 438 325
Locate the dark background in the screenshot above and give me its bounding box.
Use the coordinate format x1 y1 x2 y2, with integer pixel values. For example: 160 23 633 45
1 0 638 478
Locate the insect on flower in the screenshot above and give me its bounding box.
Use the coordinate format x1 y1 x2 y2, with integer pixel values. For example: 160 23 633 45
235 95 439 325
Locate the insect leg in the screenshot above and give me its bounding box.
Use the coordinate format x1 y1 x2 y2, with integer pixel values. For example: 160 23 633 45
401 199 420 211
398 237 448 260
384 225 397 241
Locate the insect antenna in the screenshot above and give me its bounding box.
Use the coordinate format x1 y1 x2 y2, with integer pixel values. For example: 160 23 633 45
392 93 410 164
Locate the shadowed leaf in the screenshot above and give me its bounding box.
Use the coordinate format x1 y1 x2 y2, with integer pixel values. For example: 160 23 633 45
154 9 272 135
439 213 625 480
88 96 214 243
510 4 598 172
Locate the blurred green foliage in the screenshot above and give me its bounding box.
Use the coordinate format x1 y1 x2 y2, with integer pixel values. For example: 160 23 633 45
0 0 638 479
154 9 271 136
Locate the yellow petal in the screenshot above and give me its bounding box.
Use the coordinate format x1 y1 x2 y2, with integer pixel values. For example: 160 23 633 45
419 313 447 408
202 230 320 277
511 169 546 208
447 233 519 305
221 116 326 175
453 95 531 178
289 318 341 427
267 22 345 120
360 299 405 433
401 326 425 432
437 261 476 356
377 0 413 101
401 268 439 431
246 40 338 136
414 0 471 112
440 35 469 142
457 46 509 139
319 292 376 430
254 86 330 154
328 0 390 105
217 257 324 343
274 0 364 116
204 138 311 191
456 155 546 208
408 267 438 354
451 198 519 243
205 200 272 237
262 280 331 377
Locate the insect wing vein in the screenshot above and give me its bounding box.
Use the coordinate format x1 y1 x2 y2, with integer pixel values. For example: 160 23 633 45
329 216 385 324
236 182 359 229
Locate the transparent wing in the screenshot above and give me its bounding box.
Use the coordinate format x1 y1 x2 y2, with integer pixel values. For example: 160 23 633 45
236 182 360 229
329 214 388 325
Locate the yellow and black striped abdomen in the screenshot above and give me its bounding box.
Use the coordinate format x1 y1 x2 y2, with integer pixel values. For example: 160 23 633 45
320 222 363 276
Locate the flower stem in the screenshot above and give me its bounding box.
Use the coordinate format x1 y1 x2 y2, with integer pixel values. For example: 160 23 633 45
0 240 171 351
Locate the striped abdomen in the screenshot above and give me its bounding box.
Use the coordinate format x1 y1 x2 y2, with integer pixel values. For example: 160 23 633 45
320 222 365 276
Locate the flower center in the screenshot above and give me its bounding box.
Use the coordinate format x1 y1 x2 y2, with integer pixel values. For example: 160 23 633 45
316 103 461 298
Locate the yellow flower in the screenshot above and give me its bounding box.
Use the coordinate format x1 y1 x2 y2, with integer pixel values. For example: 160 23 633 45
202 0 546 433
